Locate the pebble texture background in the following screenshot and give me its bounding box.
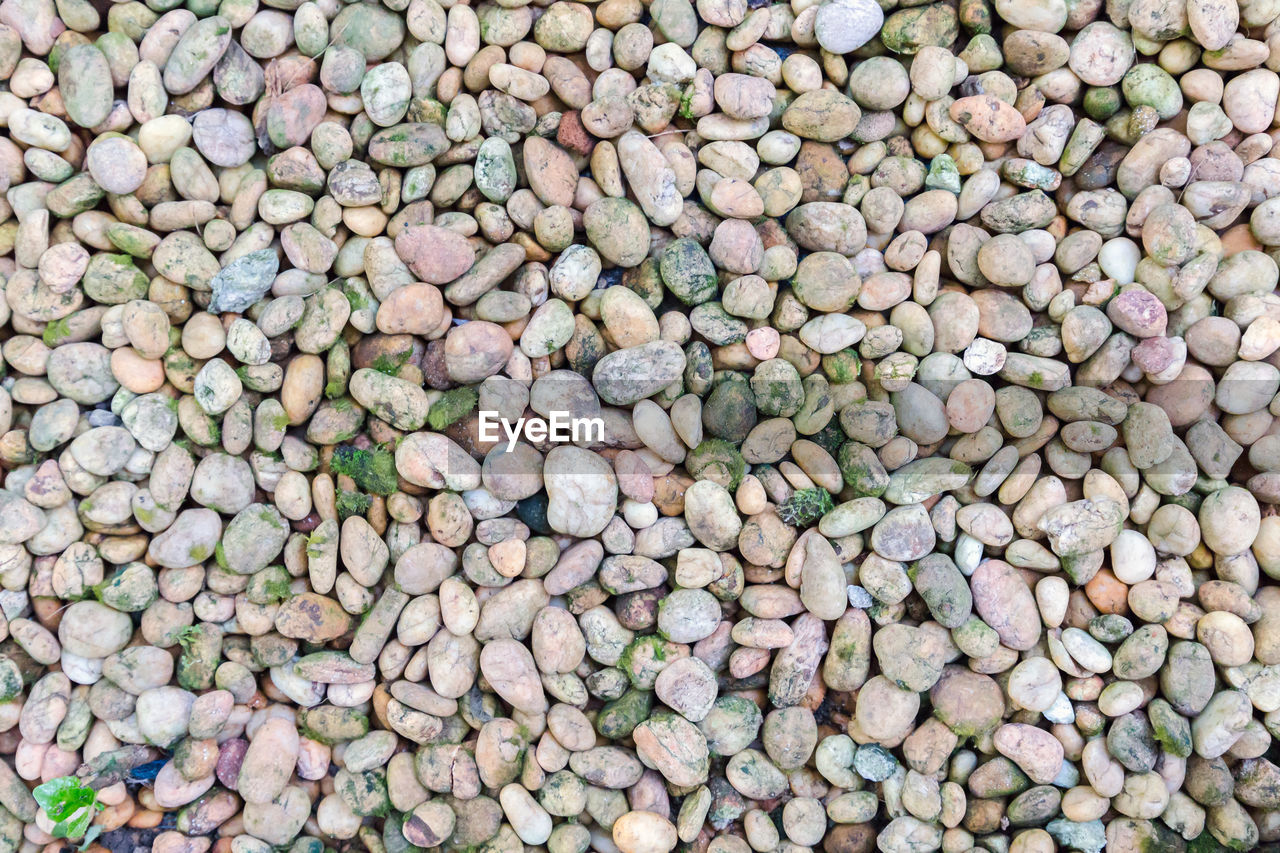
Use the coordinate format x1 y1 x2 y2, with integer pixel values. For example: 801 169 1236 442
0 0 1278 851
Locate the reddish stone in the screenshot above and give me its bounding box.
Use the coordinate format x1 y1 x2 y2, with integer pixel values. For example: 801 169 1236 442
556 110 595 156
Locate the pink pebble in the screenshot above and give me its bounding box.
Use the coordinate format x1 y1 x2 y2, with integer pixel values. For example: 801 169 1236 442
746 328 780 360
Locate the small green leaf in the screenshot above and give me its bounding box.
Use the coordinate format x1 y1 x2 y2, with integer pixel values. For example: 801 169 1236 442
57 805 93 840
32 780 71 816
34 776 99 832
80 824 104 850
176 625 201 651
34 778 87 820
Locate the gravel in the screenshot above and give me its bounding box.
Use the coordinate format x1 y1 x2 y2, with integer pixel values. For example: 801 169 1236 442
1 0 1280 852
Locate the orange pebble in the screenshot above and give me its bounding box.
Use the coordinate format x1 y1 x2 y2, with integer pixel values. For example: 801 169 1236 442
1084 568 1129 614
126 808 163 829
1219 222 1262 256
111 347 165 393
98 797 136 832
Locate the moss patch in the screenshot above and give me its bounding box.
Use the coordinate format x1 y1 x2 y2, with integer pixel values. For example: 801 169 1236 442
427 386 478 431
330 444 398 494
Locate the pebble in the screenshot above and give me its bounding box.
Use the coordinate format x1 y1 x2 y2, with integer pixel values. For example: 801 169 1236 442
814 0 884 54
395 225 475 285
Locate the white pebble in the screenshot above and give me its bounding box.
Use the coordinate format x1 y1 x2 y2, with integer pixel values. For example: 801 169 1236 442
1098 237 1140 284
1110 528 1157 584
